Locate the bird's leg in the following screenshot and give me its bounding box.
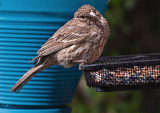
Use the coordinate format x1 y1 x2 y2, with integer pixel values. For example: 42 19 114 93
73 60 85 70
79 62 85 70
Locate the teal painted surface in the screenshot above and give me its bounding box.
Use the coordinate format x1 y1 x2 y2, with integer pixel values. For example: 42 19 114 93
0 0 108 112
0 108 71 113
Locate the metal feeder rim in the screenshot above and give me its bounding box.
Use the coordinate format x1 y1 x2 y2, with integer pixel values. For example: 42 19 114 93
81 53 160 71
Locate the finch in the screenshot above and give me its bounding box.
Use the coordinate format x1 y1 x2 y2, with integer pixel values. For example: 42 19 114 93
11 5 110 93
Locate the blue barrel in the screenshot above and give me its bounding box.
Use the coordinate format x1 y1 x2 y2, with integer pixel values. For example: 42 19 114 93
0 0 108 113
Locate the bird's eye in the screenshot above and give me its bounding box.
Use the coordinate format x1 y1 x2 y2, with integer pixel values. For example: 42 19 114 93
80 16 85 18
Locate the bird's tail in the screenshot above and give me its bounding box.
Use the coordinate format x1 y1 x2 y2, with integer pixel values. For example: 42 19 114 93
10 64 46 93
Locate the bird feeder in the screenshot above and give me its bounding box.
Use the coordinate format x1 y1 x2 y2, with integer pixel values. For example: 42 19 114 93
0 0 109 113
81 53 160 92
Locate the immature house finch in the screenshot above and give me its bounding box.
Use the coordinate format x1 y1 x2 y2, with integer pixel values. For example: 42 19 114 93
11 5 110 93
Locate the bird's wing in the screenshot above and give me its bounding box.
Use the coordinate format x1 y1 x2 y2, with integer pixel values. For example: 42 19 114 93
30 19 91 62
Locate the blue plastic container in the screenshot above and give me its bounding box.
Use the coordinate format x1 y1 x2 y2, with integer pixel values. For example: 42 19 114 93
0 0 109 112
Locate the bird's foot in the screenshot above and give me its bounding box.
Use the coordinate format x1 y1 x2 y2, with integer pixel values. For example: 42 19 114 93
73 60 85 70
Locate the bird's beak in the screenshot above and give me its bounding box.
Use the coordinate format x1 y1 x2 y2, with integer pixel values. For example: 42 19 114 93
89 12 96 17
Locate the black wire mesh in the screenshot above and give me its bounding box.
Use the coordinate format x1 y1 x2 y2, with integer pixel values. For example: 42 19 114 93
81 53 160 92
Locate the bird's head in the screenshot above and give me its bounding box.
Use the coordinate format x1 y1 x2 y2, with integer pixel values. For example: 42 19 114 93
74 5 101 21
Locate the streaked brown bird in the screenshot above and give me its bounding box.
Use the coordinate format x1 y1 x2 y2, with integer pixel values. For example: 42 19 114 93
11 4 110 93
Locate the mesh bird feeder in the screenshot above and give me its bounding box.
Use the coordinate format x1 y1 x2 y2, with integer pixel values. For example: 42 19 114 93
81 53 160 92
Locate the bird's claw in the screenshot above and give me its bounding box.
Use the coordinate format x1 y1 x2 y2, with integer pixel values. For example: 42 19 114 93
73 60 85 70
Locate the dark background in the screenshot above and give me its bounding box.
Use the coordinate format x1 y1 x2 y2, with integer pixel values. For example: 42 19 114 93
72 0 160 113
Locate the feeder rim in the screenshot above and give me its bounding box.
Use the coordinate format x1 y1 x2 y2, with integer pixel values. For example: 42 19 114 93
81 53 160 71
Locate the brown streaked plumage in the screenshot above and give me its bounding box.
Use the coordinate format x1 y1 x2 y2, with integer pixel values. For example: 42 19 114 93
11 5 110 93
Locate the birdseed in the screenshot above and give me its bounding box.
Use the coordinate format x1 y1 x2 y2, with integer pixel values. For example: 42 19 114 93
88 65 160 87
